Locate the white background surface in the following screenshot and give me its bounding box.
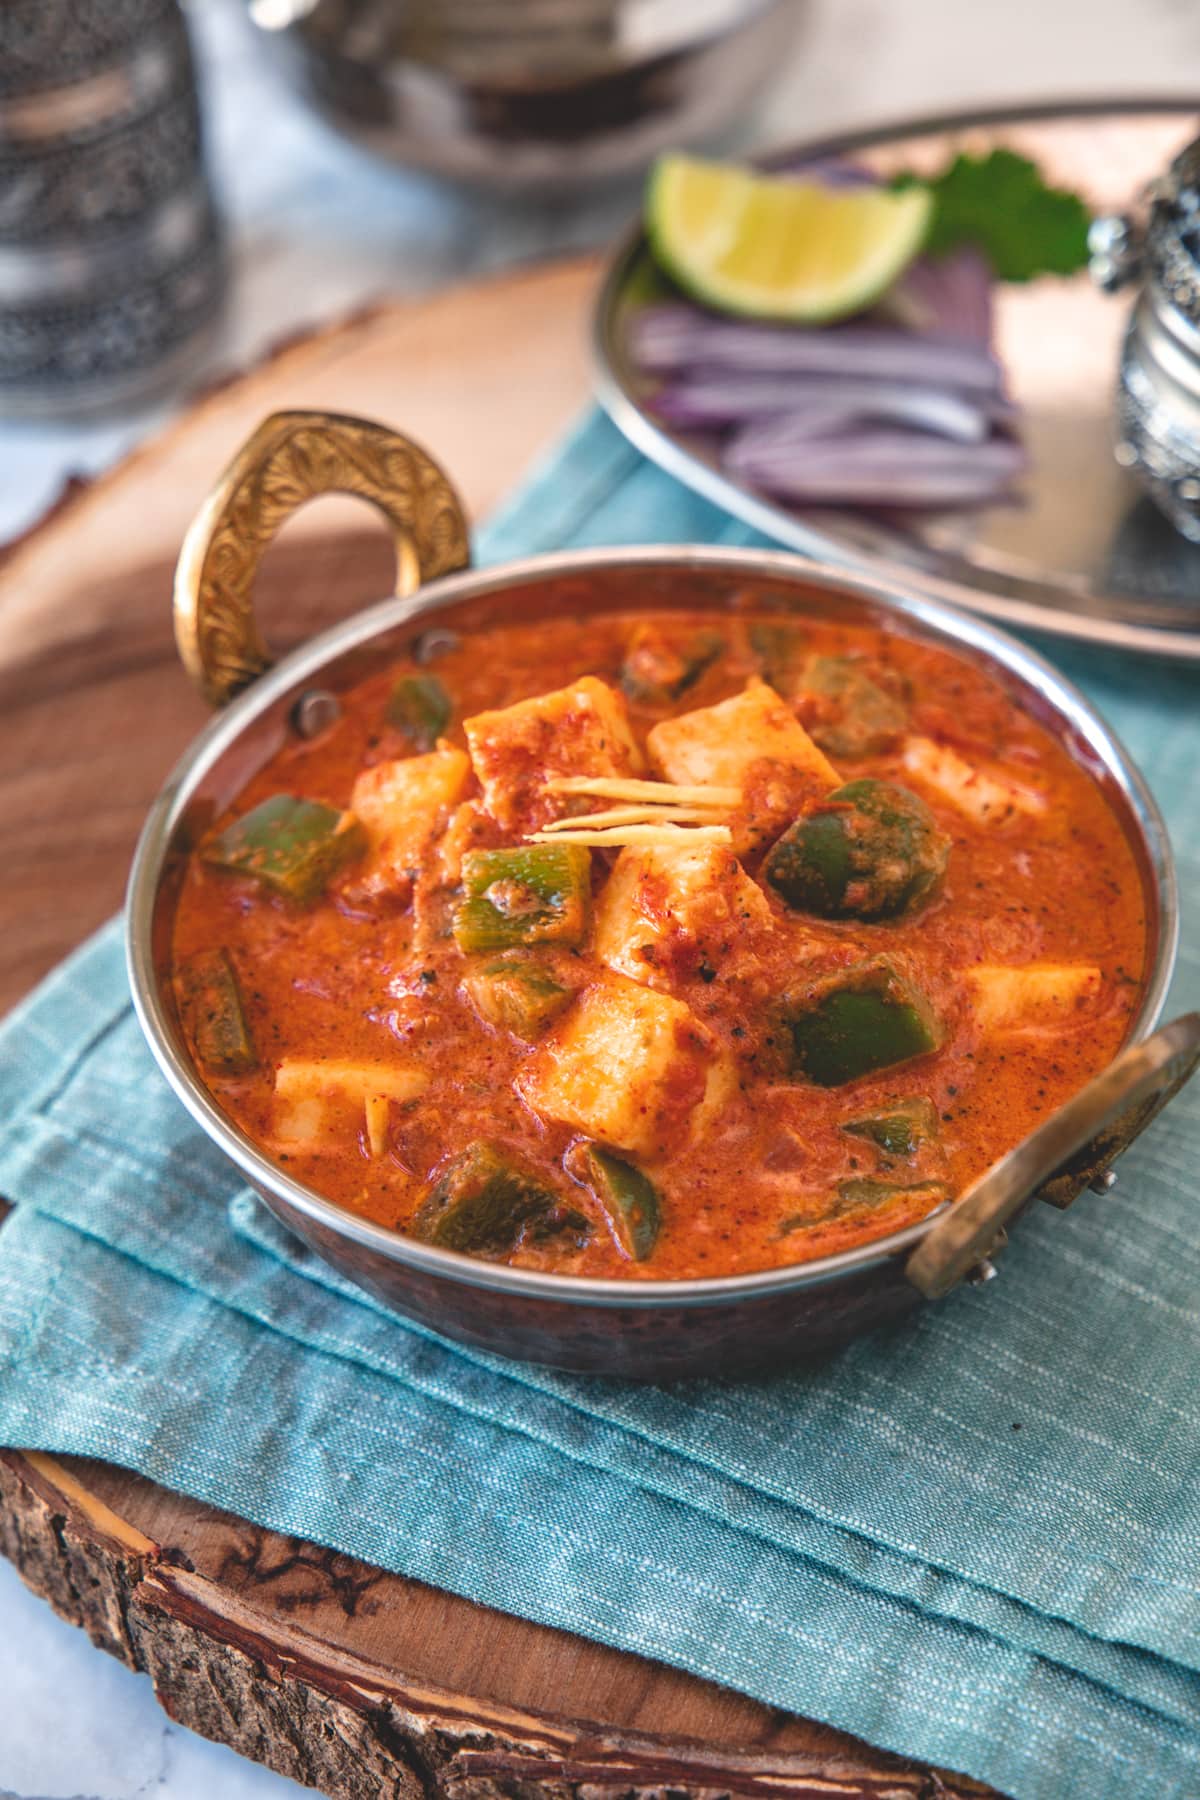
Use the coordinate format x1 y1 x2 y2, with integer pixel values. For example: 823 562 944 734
0 1 1195 1795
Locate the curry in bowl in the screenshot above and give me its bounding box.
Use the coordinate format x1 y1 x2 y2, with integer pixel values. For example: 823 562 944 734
171 605 1146 1281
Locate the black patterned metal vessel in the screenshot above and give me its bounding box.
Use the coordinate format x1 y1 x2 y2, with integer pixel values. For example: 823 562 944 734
0 0 224 418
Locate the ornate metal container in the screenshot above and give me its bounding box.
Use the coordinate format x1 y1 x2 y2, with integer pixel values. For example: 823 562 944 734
0 0 224 418
1092 134 1200 541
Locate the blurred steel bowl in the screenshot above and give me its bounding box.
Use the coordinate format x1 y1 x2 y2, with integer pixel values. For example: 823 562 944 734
243 0 804 188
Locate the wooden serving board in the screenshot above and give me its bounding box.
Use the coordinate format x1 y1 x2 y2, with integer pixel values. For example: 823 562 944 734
0 255 990 1800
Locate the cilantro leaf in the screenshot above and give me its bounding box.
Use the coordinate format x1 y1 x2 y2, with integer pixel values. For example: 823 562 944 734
897 148 1091 282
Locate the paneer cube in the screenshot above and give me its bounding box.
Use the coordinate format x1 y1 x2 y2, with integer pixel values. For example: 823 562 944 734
967 964 1102 1031
349 745 471 903
902 737 1045 825
516 972 732 1158
464 676 643 834
594 841 771 990
647 678 839 849
274 1057 429 1156
275 1058 429 1105
649 677 839 790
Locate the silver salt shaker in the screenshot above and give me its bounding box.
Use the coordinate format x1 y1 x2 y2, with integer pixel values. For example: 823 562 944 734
0 0 225 419
1091 135 1200 543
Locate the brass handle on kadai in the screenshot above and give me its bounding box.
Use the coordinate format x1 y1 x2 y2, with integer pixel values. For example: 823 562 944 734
173 410 471 708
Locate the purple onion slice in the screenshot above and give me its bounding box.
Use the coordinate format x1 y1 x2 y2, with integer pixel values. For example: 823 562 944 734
889 248 995 345
630 305 1004 394
650 373 998 441
724 425 1027 508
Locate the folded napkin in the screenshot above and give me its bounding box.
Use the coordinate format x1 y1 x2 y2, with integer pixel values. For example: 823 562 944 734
3 411 1200 1800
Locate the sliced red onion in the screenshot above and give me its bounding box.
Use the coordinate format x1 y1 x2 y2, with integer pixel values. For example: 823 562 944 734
650 372 1000 441
722 403 864 443
724 426 1026 508
887 249 994 346
631 305 1004 394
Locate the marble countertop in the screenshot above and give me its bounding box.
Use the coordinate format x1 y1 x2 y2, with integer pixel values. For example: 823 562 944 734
1 0 1196 1794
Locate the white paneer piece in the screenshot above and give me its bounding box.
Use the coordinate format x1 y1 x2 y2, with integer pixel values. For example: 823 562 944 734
648 676 839 791
594 841 772 990
516 972 733 1158
350 745 471 901
967 964 1102 1032
902 737 1045 825
274 1057 429 1155
647 678 838 849
463 676 643 833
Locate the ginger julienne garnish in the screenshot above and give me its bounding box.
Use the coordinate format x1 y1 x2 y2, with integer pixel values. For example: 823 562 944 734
542 775 742 806
528 822 733 847
533 772 737 848
539 805 730 830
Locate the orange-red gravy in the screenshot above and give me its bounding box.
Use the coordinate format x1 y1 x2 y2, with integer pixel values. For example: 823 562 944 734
171 609 1147 1279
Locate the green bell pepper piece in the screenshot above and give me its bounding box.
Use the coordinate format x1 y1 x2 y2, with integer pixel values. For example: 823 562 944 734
779 1176 947 1236
461 956 573 1040
843 1096 940 1158
787 957 943 1088
764 779 949 922
750 621 806 694
203 794 366 904
797 655 907 758
177 948 256 1075
565 1141 661 1261
412 1141 556 1254
832 1176 949 1218
621 625 724 705
387 673 451 750
524 1205 593 1249
454 844 591 953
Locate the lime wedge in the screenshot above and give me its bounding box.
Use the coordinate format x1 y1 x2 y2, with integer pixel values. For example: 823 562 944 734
646 155 933 325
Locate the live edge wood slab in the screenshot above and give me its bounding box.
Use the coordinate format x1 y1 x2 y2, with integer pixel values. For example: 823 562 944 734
0 255 991 1800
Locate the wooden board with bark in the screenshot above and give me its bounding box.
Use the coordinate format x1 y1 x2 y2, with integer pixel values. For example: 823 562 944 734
0 254 992 1800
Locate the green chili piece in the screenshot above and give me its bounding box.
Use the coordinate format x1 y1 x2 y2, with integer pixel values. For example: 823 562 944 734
843 1096 940 1158
797 655 908 757
621 625 724 705
177 948 256 1075
454 844 591 953
462 956 573 1040
764 779 949 922
787 957 943 1088
202 794 366 905
412 1141 556 1254
387 673 451 750
565 1141 661 1261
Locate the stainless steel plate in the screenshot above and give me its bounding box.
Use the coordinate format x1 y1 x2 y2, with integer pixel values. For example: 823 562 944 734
593 100 1200 658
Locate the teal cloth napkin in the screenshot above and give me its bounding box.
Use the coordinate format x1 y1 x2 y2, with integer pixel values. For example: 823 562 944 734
2 411 1200 1800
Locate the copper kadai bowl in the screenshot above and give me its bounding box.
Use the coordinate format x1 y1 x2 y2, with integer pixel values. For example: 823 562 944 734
127 412 1198 1378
